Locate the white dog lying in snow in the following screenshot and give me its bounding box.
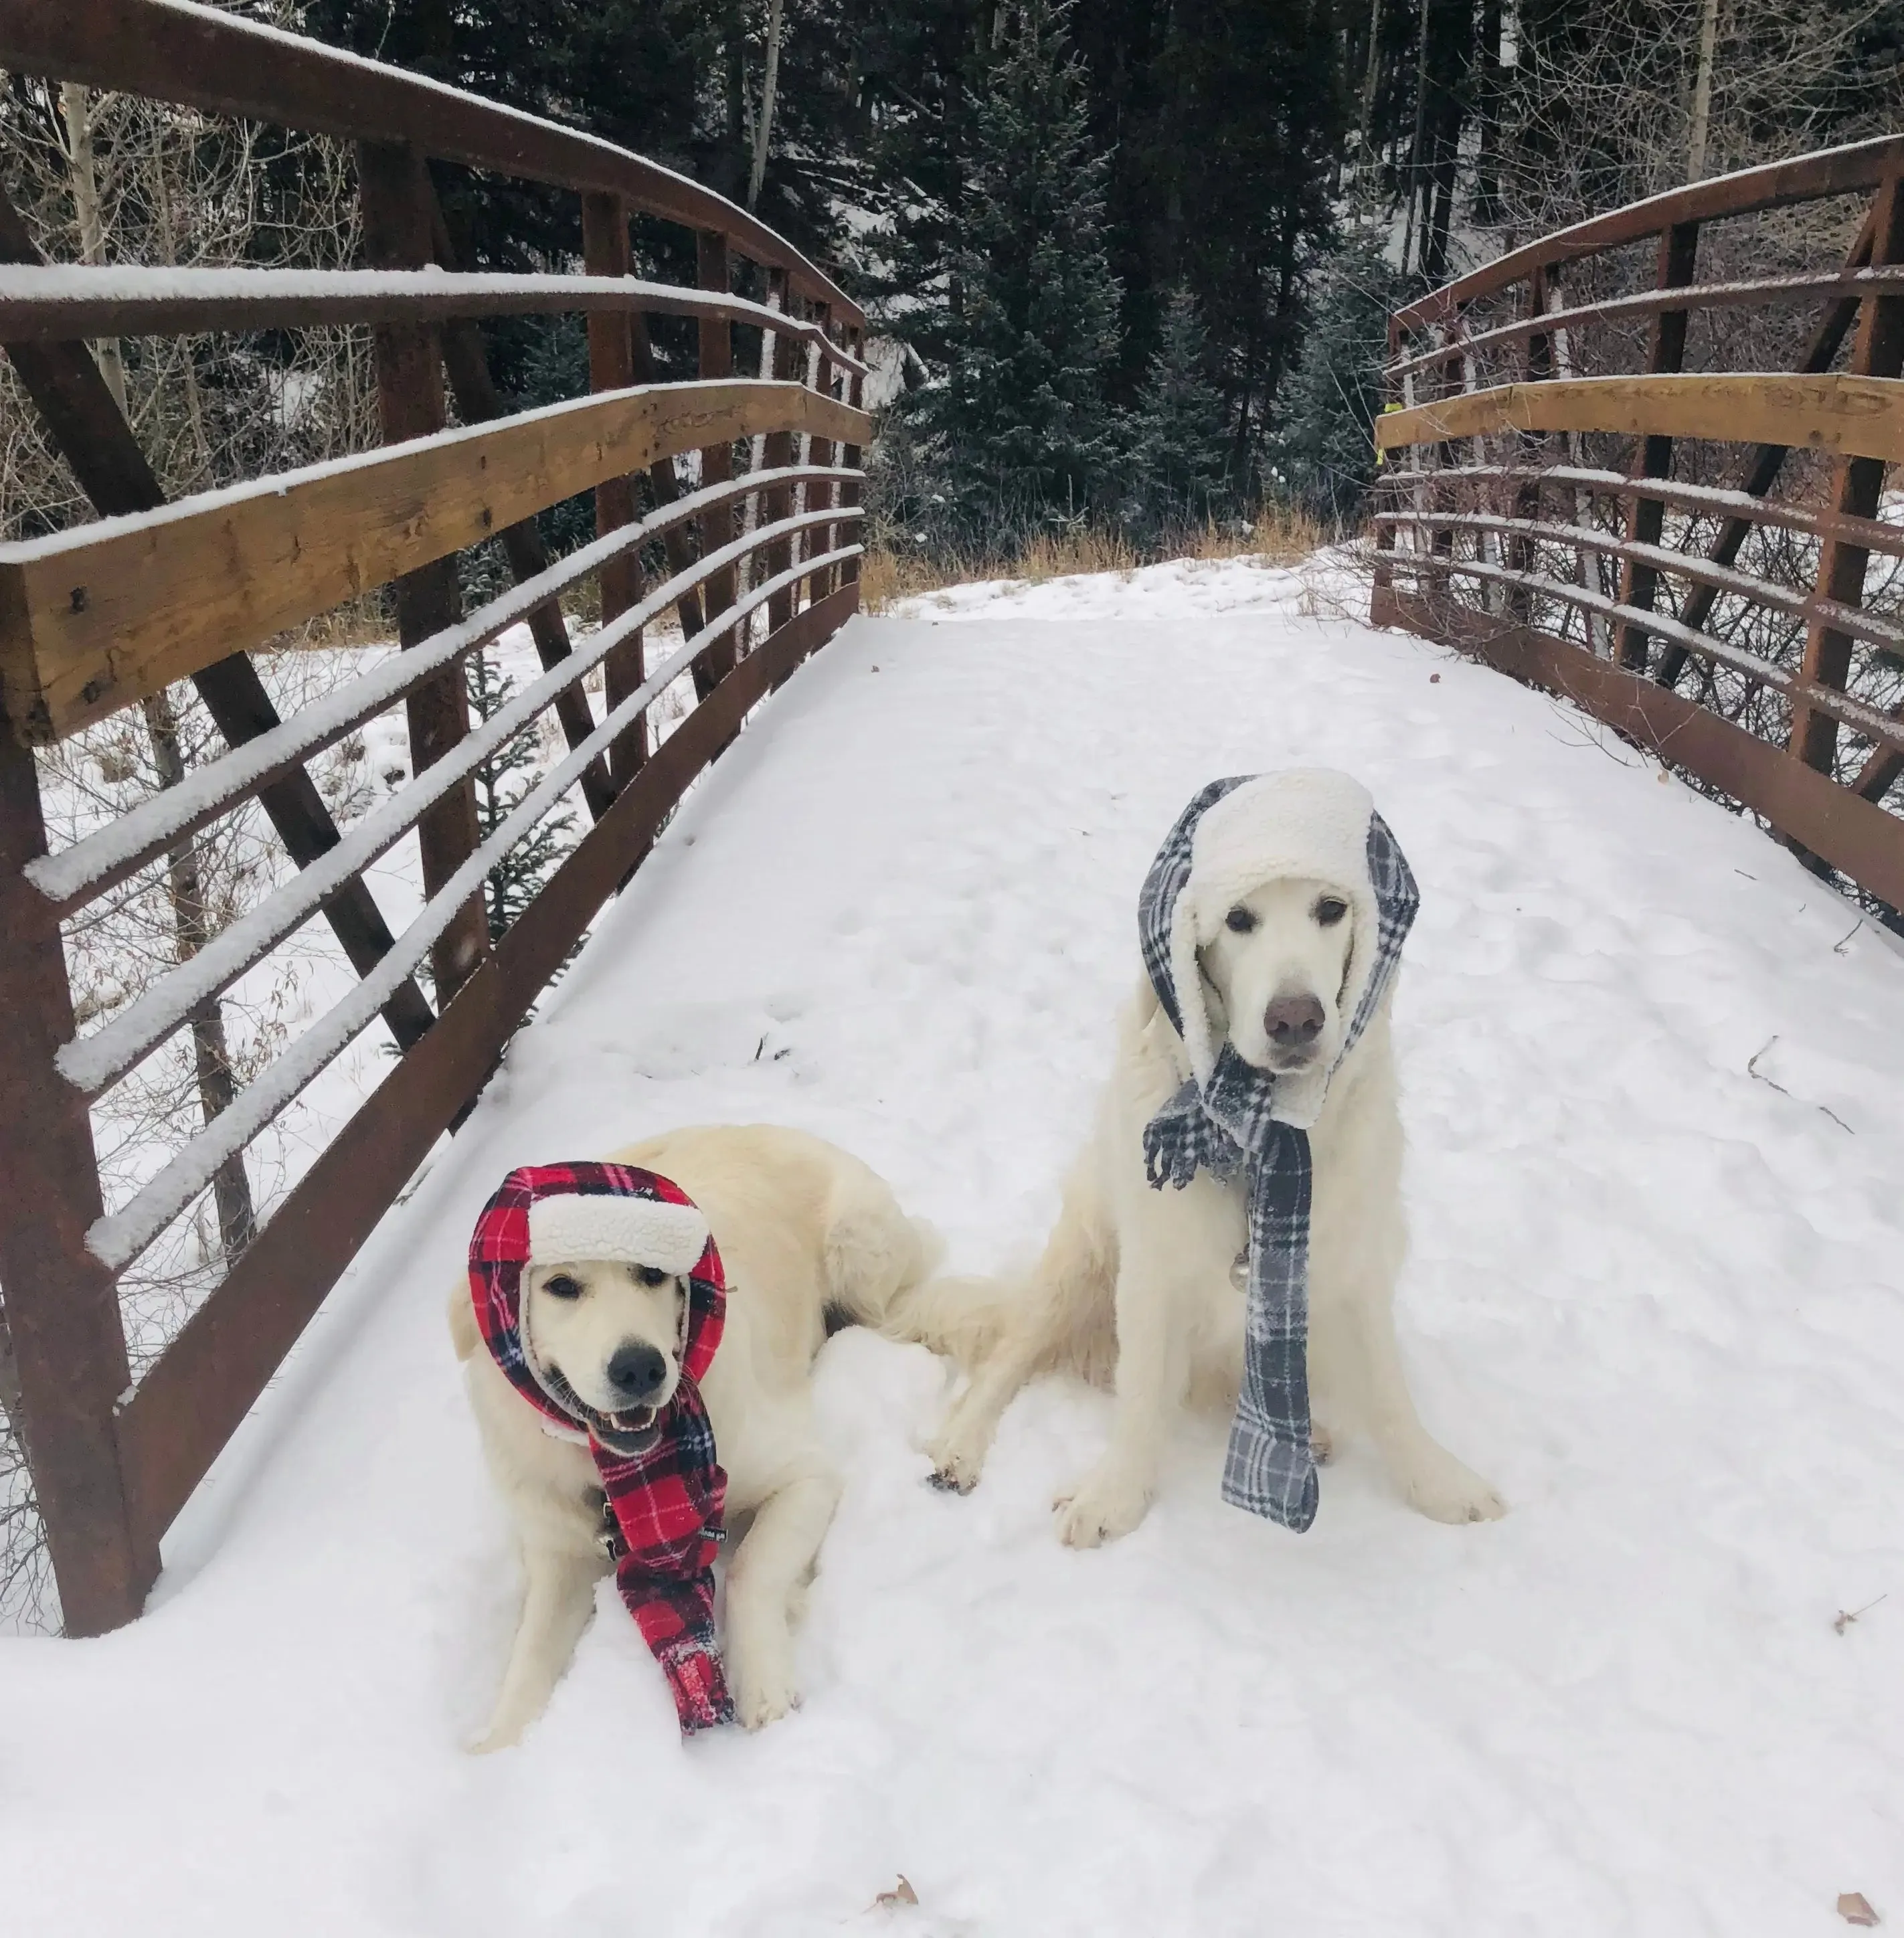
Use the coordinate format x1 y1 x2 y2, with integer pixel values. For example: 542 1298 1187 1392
450 1125 937 1747
905 768 1504 1548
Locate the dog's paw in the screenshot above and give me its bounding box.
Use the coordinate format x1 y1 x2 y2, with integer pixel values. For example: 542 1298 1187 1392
465 1723 520 1756
1401 1449 1506 1524
1053 1466 1152 1549
731 1656 802 1731
1310 1421 1335 1466
922 1429 984 1495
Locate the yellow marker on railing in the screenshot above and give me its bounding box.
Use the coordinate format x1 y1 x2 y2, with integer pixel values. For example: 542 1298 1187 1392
1375 400 1401 465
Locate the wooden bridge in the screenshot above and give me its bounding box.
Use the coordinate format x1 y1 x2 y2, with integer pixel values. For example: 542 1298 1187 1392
0 1 1899 1648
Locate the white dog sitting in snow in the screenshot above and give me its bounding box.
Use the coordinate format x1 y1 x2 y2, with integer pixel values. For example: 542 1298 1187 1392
904 768 1504 1547
450 1125 937 1747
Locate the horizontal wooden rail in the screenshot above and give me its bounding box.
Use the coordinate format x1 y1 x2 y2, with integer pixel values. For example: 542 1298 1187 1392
1377 545 1904 757
1373 462 1904 557
1376 508 1904 659
1395 134 1904 333
86 534 862 1274
0 0 861 325
60 505 861 1106
0 264 867 375
1376 373 1904 464
1385 268 1904 383
25 465 853 915
113 579 860 1552
0 379 869 741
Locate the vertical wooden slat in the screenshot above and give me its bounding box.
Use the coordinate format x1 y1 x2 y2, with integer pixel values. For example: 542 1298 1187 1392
695 231 738 695
805 301 838 604
1614 220 1701 671
1790 172 1904 775
840 324 865 588
1504 270 1552 624
762 274 800 635
0 729 156 1635
581 189 648 788
428 194 612 822
357 141 487 1002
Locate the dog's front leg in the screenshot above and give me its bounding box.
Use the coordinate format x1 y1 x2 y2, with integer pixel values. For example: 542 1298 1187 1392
724 1468 841 1729
1054 1251 1189 1548
1345 1294 1506 1524
470 1543 602 1753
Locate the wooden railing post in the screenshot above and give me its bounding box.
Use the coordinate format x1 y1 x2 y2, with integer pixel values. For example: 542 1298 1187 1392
695 231 738 694
1504 268 1552 624
762 272 799 634
0 729 156 1634
582 189 648 787
357 141 487 1002
841 325 865 590
806 302 838 603
1791 171 1904 776
1614 220 1701 671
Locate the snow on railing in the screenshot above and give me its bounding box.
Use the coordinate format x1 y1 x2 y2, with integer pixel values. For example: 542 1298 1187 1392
86 539 862 1274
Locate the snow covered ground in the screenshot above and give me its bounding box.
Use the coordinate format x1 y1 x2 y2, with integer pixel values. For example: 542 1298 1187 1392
5 555 1903 1937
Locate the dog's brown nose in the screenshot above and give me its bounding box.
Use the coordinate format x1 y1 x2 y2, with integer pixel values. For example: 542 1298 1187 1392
1264 992 1325 1049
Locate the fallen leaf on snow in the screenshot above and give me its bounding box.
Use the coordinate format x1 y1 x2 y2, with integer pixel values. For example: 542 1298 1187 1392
872 1876 920 1910
1838 1890 1880 1926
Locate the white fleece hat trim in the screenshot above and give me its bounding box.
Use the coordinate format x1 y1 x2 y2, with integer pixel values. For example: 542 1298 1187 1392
527 1193 710 1275
1168 768 1382 1129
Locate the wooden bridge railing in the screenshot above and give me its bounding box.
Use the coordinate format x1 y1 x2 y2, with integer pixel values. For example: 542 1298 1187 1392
1372 135 1904 915
0 0 871 1633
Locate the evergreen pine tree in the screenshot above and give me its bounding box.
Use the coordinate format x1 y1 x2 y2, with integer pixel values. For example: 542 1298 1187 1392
905 0 1123 547
1269 236 1416 528
464 647 578 946
1122 287 1234 537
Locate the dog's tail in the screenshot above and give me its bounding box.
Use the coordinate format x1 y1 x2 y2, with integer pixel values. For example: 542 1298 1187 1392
883 1166 1118 1383
880 1267 1023 1371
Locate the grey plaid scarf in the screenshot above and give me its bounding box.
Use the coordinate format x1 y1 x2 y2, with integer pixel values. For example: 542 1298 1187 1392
1138 777 1418 1530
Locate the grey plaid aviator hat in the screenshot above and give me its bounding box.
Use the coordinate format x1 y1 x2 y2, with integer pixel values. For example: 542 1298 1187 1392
1137 770 1419 1530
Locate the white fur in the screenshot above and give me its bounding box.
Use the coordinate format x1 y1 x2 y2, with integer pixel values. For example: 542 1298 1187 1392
450 1125 939 1747
526 1193 709 1276
905 851 1505 1549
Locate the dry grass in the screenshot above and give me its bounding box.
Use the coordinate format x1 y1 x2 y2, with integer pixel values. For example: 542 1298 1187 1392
859 503 1332 613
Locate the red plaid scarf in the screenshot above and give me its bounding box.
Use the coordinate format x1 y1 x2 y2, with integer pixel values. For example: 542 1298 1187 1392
467 1161 734 1732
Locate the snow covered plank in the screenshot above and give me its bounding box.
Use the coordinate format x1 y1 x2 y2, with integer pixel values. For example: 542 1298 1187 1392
1397 130 1904 331
1377 373 1904 466
1386 268 1904 383
0 0 861 325
1379 466 1904 556
0 377 868 743
0 264 869 377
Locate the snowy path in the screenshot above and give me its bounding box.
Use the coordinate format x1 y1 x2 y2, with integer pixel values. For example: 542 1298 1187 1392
6 558 1903 1938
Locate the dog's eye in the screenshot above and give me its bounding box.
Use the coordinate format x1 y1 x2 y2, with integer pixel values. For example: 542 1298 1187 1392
636 1265 669 1289
1314 897 1349 927
543 1273 584 1300
1225 905 1258 934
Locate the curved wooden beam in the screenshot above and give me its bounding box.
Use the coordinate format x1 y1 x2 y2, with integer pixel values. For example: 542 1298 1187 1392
0 0 862 325
1375 373 1904 464
1395 135 1904 334
0 378 869 741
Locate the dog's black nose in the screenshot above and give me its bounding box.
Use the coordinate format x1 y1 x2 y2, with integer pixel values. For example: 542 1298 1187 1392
1264 992 1325 1048
606 1342 667 1401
